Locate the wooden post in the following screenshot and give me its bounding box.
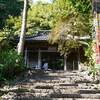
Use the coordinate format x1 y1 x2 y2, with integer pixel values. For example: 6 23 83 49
38 48 41 69
78 48 80 71
73 60 75 70
25 47 27 64
27 52 29 68
64 56 67 71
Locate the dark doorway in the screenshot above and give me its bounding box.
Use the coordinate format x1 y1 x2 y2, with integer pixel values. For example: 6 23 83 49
41 52 63 70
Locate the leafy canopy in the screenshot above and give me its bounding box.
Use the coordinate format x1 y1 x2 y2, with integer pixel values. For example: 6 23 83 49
6 1 55 36
49 0 92 55
0 0 24 29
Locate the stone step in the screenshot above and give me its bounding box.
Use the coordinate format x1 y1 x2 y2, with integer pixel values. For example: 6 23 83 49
78 89 100 94
23 79 91 84
48 73 79 76
51 99 100 100
24 85 90 90
35 86 54 89
31 73 79 77
21 83 94 90
29 76 80 81
53 86 93 89
34 89 100 94
22 80 96 86
1 70 97 100
22 81 95 87
75 80 92 83
50 93 100 99
13 92 100 99
2 87 99 95
29 71 80 76
2 92 100 99
2 97 100 100
22 80 69 84
25 69 87 75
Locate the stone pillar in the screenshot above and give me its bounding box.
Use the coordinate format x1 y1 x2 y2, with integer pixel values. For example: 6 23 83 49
38 48 41 69
64 56 67 71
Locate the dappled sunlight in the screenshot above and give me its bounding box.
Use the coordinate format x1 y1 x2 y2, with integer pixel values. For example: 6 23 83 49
0 69 100 99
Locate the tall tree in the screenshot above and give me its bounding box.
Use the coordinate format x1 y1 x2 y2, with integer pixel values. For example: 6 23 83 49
18 0 28 56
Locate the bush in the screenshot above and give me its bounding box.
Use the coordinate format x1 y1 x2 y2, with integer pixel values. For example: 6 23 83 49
0 49 26 80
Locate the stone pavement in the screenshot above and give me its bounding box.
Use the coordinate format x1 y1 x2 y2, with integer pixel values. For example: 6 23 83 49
0 70 100 100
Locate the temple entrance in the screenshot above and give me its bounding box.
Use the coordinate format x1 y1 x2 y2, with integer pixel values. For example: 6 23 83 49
41 52 64 70
26 48 80 70
26 50 78 70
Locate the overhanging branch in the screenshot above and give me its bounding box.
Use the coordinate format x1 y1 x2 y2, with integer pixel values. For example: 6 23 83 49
79 41 89 47
67 34 90 40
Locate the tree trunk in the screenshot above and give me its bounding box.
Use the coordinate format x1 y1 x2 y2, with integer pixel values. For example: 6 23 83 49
18 0 28 56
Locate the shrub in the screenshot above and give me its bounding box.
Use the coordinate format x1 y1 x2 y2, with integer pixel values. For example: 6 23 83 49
0 49 26 80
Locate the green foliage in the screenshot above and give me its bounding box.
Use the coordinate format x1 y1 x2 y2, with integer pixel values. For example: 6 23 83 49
0 28 16 52
0 28 26 81
85 41 99 79
88 67 98 80
49 0 92 55
6 1 55 36
0 49 26 80
58 59 64 70
85 42 96 66
0 0 24 29
52 0 92 18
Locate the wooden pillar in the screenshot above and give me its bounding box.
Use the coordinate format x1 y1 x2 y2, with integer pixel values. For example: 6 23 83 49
64 56 67 71
27 52 29 68
78 48 80 71
38 48 41 69
24 47 27 64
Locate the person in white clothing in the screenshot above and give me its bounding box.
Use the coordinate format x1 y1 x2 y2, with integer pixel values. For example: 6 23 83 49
43 62 48 70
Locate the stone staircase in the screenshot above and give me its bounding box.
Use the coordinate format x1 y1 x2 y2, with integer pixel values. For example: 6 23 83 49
0 70 100 100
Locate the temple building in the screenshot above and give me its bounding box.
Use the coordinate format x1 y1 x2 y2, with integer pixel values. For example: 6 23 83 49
15 30 88 71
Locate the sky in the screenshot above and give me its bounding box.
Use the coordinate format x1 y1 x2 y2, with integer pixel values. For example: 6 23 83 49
33 0 52 4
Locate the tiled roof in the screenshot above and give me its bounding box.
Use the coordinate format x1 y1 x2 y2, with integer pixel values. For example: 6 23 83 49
25 35 48 41
14 30 51 41
25 30 51 41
